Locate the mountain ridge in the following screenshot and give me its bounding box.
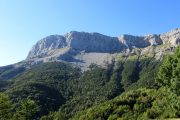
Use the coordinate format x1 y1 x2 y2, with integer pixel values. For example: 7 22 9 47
25 28 180 69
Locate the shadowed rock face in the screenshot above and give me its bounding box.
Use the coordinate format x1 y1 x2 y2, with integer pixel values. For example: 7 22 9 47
25 28 180 69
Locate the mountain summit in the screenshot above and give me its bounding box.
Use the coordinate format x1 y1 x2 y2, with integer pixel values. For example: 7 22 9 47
25 28 180 69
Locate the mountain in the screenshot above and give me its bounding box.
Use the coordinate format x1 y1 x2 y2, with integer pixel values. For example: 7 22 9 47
0 28 180 81
0 28 180 120
25 28 180 70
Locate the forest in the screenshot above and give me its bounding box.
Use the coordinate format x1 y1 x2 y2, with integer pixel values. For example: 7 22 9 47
0 47 180 120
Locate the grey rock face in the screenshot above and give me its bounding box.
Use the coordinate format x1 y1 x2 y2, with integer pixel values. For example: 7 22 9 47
144 34 162 46
27 35 66 59
66 31 125 52
160 28 180 45
26 28 180 69
119 35 148 48
27 31 127 60
118 34 162 49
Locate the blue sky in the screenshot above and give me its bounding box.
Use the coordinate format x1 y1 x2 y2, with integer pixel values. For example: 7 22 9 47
0 0 180 66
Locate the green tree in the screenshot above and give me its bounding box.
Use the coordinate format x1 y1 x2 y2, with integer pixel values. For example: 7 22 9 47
40 112 67 120
0 93 14 119
156 47 180 95
13 98 39 120
145 87 180 119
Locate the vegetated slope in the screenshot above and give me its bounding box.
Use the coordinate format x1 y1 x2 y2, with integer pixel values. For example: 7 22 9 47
0 47 179 120
72 87 180 120
39 55 160 119
5 62 81 118
70 47 180 120
1 52 160 119
0 64 26 81
0 64 27 92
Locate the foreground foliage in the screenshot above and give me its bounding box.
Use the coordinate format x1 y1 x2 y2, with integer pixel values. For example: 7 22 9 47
0 93 38 120
72 87 180 120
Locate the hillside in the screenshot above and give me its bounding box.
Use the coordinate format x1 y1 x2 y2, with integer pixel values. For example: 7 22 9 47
71 47 180 120
0 54 161 119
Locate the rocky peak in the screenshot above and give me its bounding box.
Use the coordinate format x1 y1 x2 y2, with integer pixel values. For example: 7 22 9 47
118 35 147 48
27 35 66 59
26 28 180 69
143 34 162 46
118 34 162 49
160 28 180 45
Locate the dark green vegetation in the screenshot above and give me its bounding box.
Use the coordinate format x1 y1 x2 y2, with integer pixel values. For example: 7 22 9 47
0 65 26 81
73 87 180 120
72 47 180 120
0 93 38 120
0 47 180 120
